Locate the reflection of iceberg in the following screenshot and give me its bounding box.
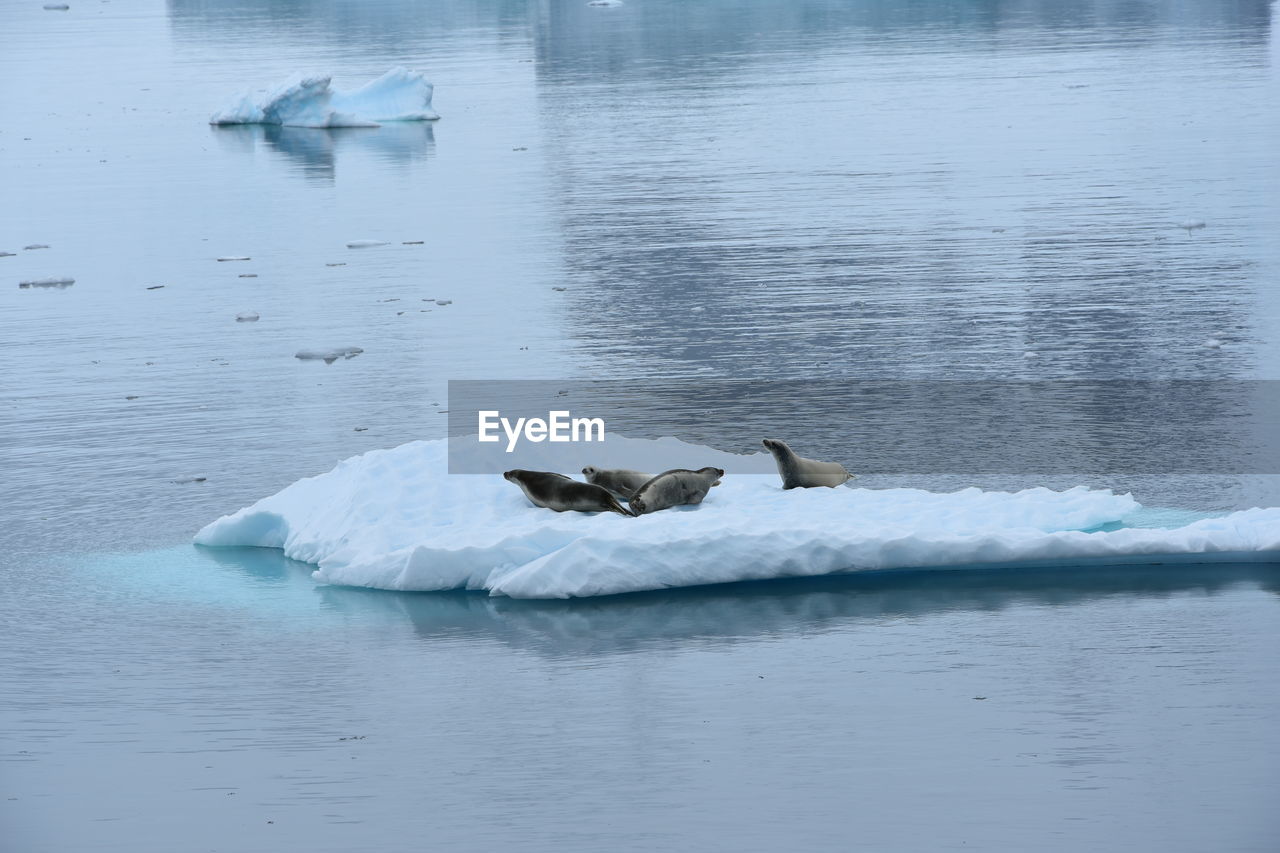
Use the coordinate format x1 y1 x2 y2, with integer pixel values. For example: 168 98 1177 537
209 67 440 127
194 438 1280 599
211 122 436 181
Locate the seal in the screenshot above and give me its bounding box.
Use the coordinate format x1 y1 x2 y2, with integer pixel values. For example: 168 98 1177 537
503 469 634 516
629 467 724 515
761 439 854 489
581 466 653 501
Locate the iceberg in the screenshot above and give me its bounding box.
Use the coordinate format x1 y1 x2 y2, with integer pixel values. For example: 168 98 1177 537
209 68 440 128
194 438 1280 599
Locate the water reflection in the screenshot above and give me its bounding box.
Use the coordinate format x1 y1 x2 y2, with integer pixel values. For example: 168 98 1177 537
210 123 435 183
195 545 1280 658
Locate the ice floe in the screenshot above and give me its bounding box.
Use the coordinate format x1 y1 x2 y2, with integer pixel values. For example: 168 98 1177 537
217 256 250 262
346 239 389 249
295 346 363 363
19 277 75 289
194 438 1280 599
210 68 439 128
235 311 260 322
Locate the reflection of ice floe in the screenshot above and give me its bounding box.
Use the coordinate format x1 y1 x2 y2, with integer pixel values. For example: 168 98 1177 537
209 68 440 128
295 346 363 363
194 438 1280 599
19 277 75 289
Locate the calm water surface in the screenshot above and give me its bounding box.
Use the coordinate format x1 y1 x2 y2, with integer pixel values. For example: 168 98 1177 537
2 1 1279 850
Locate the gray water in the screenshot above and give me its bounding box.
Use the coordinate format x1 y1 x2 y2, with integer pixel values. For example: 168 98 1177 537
3 1 1279 850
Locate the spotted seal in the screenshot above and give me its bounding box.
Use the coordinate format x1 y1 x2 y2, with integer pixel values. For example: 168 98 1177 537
629 467 724 515
581 466 653 501
761 438 854 489
503 469 633 516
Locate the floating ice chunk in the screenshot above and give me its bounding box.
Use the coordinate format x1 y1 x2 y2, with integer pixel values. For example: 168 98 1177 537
1023 351 1038 359
346 240 389 249
0 252 15 258
1179 220 1206 232
588 0 624 6
217 256 250 262
403 241 424 245
295 346 363 363
44 4 70 9
1203 338 1222 349
173 476 207 484
24 244 50 250
210 68 439 128
19 277 75 289
236 311 260 322
435 299 452 306
239 273 257 278
193 437 1280 599
331 67 440 122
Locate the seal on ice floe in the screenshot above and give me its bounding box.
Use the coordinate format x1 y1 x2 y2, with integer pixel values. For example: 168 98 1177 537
503 470 634 516
581 466 652 501
761 438 854 489
629 467 724 516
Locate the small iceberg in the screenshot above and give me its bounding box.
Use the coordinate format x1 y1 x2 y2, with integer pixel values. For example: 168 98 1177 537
19 277 75 289
210 68 440 128
295 346 363 363
194 438 1280 599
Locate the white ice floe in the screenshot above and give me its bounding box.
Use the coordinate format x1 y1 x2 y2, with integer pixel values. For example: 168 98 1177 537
194 438 1280 599
235 311 260 322
210 68 439 128
346 240 390 249
294 346 363 363
19 277 75 288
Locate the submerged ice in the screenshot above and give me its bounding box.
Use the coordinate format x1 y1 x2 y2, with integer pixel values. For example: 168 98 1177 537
194 438 1280 599
210 67 440 128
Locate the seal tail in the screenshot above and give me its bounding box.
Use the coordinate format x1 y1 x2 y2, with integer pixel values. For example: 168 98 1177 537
608 496 636 517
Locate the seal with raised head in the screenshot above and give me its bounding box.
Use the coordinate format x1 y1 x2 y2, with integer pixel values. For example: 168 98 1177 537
503 469 634 516
761 438 854 489
629 467 724 515
581 466 653 501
